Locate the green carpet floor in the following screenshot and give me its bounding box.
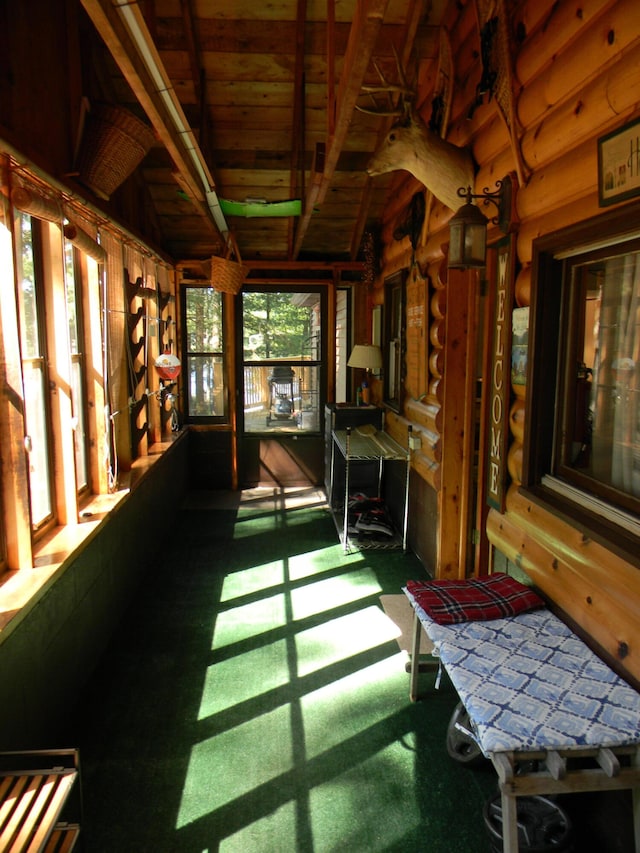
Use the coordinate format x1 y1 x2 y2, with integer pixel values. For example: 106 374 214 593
64 490 627 852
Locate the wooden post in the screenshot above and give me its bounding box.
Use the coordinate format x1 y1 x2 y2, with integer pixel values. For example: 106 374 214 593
438 264 474 579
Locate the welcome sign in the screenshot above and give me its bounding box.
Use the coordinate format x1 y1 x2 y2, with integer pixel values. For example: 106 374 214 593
487 237 515 511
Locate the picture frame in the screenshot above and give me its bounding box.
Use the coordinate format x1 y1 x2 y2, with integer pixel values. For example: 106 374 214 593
597 117 640 207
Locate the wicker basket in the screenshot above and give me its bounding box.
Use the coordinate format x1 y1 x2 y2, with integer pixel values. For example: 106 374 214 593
76 103 156 200
211 233 248 294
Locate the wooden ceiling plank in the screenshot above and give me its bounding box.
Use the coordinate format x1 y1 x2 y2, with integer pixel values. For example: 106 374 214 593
80 0 219 241
349 0 428 259
293 0 390 258
327 0 336 138
179 0 203 117
288 0 308 258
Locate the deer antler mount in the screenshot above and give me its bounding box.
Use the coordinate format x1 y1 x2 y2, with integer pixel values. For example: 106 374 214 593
360 50 475 211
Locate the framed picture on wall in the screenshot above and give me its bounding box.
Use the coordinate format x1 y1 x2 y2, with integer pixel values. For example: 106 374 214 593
598 117 640 206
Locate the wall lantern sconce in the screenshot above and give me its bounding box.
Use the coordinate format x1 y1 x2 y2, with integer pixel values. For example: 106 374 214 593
448 175 515 270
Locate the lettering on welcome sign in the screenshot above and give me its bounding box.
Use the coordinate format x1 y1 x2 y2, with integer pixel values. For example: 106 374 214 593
487 240 514 511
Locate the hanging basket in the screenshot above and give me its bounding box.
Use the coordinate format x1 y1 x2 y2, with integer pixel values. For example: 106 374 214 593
76 103 156 200
210 233 248 295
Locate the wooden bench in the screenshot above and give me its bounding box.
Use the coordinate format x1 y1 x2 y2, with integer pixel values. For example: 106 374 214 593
0 750 81 853
405 593 640 853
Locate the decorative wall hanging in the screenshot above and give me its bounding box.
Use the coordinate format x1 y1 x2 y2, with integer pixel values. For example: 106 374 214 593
359 45 475 211
219 198 302 218
393 191 426 252
598 117 640 206
421 27 454 246
473 0 530 186
362 227 382 287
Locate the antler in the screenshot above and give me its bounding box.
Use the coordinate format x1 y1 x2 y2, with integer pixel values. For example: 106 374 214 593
356 47 414 116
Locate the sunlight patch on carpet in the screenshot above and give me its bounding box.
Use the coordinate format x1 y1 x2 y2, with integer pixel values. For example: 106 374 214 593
220 560 286 601
309 740 421 852
287 545 363 580
290 568 382 620
212 593 287 647
198 638 290 718
219 801 297 852
176 704 293 827
231 507 328 539
295 606 401 677
301 652 410 759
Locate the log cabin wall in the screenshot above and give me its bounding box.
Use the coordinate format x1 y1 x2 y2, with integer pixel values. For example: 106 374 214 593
371 0 640 683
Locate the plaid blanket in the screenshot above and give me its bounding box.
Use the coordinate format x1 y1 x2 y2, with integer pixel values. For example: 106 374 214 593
405 573 545 625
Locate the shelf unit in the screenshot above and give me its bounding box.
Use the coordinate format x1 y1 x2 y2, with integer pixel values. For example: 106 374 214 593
0 749 82 852
329 424 411 552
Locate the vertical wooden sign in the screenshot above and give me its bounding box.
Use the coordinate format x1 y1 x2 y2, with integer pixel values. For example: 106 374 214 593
487 236 515 511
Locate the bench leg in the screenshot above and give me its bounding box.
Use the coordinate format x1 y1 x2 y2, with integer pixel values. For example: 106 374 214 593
409 610 421 702
501 790 519 853
633 749 640 853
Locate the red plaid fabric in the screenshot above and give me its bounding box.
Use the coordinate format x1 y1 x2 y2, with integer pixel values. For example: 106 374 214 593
406 573 545 625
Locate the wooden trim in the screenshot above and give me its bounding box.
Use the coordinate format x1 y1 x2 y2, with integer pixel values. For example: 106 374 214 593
42 222 79 526
80 253 109 496
0 176 33 570
438 267 474 579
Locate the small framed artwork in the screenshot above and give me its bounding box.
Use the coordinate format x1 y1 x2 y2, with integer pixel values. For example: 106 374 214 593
598 117 640 207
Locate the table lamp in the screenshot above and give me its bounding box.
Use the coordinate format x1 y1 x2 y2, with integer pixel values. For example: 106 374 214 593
347 344 383 404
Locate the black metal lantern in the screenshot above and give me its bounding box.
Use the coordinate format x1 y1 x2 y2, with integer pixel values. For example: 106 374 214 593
448 177 515 270
448 189 489 269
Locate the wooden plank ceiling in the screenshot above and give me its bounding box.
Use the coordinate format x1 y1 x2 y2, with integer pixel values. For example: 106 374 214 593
80 0 447 265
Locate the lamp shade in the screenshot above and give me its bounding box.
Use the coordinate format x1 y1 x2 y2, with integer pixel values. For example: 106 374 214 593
448 200 488 269
347 344 383 370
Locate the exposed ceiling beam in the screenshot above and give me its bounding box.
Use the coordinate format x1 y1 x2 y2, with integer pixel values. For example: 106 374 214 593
179 0 210 158
349 0 428 259
292 0 390 259
80 0 227 239
288 0 308 259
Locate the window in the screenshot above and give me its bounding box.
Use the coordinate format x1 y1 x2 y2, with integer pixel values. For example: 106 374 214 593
64 241 89 494
384 270 406 412
524 208 640 557
15 213 54 532
1 167 180 587
183 286 227 421
241 287 324 433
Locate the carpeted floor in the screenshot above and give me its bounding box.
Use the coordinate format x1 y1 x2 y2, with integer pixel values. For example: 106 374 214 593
62 488 630 852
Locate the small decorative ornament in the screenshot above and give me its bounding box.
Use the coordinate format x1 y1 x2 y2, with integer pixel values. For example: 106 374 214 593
154 351 181 381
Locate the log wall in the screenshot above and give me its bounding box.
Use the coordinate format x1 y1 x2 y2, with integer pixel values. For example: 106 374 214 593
374 0 640 681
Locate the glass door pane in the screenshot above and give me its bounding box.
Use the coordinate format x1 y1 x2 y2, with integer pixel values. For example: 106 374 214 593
242 289 323 433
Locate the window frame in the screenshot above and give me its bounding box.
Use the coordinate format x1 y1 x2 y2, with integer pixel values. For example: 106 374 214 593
522 203 640 564
383 269 406 412
63 241 90 497
238 283 327 435
15 213 56 535
181 284 228 424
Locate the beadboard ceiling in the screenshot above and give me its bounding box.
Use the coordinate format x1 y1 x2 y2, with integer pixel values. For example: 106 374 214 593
79 0 447 265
